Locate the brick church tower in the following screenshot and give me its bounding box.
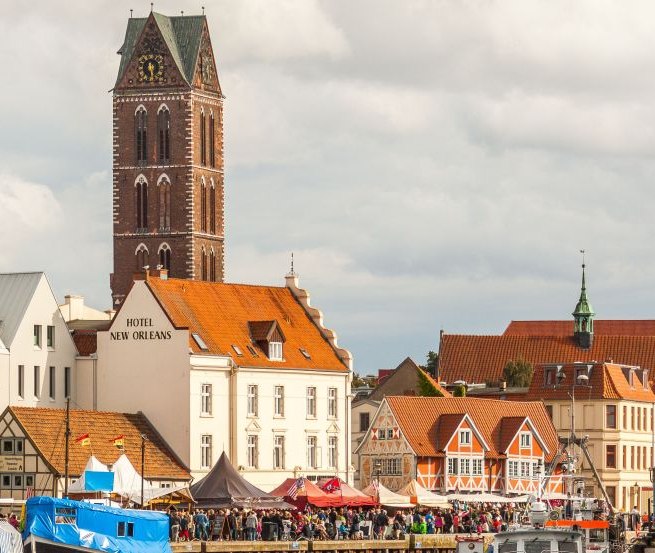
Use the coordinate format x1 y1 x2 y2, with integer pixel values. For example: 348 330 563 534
110 11 224 306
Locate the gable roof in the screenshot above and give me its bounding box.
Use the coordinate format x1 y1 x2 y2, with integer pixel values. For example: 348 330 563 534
71 330 97 356
368 357 451 401
0 272 44 347
116 13 206 86
146 277 348 371
8 407 189 481
505 320 655 336
498 417 526 453
438 334 655 385
384 396 558 460
522 362 655 402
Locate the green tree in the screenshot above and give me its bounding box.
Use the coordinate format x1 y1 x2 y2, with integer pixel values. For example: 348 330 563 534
453 384 466 397
416 368 444 397
502 357 534 387
425 350 438 377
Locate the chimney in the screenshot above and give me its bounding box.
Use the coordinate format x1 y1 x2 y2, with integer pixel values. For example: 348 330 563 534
64 295 85 321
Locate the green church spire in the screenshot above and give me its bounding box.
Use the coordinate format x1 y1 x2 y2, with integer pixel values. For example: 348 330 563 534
572 250 594 348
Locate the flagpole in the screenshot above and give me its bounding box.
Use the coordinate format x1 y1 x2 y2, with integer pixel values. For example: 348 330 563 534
64 397 70 498
141 434 146 508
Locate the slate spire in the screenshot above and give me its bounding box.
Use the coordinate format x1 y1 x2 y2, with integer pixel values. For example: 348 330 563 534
572 252 595 349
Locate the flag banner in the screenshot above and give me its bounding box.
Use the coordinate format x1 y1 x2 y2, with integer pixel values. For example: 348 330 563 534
75 433 90 447
111 435 124 448
322 477 341 493
288 477 305 499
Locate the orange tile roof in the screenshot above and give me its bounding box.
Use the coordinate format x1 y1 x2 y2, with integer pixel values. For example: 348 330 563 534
146 278 348 371
422 368 452 397
522 363 655 402
9 407 190 480
386 396 558 460
498 417 526 453
505 320 655 336
439 334 655 385
72 330 97 356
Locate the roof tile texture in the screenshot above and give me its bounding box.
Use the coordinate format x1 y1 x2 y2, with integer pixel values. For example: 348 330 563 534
72 330 97 356
10 407 189 480
147 278 348 371
386 396 558 459
505 320 655 336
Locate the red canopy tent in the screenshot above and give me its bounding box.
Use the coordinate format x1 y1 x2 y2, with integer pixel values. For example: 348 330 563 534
319 478 376 507
269 478 341 509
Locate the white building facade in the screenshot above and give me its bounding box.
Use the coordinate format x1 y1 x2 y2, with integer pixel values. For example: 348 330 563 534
91 271 353 490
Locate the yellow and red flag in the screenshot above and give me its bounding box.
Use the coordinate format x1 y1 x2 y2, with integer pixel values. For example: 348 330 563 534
75 433 90 447
112 435 124 448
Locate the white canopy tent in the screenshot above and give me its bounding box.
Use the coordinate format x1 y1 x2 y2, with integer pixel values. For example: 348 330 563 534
0 519 22 553
362 482 414 508
446 492 530 504
398 480 450 508
68 455 110 493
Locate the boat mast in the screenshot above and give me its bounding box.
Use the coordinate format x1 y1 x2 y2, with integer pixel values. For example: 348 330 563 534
64 396 70 498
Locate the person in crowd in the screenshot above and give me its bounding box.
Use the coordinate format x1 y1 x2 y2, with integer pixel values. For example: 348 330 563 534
178 511 190 541
245 510 258 541
168 508 180 542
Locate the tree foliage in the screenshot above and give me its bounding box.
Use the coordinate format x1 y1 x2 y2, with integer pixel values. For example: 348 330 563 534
502 357 534 387
425 350 439 377
416 368 444 397
453 384 466 397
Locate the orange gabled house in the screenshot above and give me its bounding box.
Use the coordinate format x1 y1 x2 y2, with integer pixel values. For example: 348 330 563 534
356 396 563 496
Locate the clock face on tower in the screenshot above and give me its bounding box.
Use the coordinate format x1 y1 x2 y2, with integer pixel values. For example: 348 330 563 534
138 54 164 82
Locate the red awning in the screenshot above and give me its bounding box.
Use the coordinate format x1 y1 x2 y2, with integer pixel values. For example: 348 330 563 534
319 478 377 507
269 478 342 508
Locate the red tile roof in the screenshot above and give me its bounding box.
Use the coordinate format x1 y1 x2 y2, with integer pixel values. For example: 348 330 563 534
9 407 190 480
522 363 655 402
386 396 558 460
438 334 655 385
146 277 348 371
72 330 97 356
505 320 655 336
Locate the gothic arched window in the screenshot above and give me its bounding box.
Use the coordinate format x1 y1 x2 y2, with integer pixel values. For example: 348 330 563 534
200 177 207 232
201 247 208 280
135 106 147 164
159 243 171 272
209 247 216 281
200 107 206 166
209 109 215 168
135 243 149 270
158 175 171 230
157 105 171 163
209 179 216 234
135 175 148 230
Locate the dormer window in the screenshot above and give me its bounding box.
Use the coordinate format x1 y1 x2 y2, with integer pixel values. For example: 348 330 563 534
192 333 209 351
269 341 283 361
544 367 556 386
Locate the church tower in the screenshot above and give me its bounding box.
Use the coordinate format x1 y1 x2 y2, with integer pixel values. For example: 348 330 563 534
110 11 224 306
572 260 595 349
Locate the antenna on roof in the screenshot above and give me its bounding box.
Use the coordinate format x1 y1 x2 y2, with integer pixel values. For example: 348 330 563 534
202 6 205 15
290 252 295 276
130 8 133 18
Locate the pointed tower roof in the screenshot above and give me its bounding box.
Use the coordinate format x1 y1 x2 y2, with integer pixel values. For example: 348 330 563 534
572 263 595 317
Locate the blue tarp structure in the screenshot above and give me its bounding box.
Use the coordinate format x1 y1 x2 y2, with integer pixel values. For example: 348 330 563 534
84 471 115 492
23 496 171 553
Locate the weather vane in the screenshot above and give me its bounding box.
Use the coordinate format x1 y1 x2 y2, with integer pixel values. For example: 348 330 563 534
580 249 585 267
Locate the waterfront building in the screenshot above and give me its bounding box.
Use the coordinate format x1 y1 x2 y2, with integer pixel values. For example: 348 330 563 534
110 11 225 307
0 406 189 500
0 273 79 413
522 361 655 512
356 396 563 496
86 269 352 490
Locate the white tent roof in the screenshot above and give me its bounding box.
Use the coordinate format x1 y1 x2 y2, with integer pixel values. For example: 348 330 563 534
398 479 450 508
0 519 22 553
68 455 110 492
446 492 530 504
362 482 414 508
112 454 147 496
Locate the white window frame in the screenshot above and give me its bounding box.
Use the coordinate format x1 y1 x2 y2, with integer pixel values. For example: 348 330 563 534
307 435 317 469
508 460 519 478
519 432 532 449
273 435 285 469
201 383 212 416
520 461 530 477
47 325 55 348
447 457 458 475
472 458 483 476
274 386 284 417
33 325 41 348
328 436 338 469
247 435 258 468
460 457 470 475
459 429 471 445
200 435 212 469
328 387 338 418
306 387 317 418
247 384 258 417
269 341 283 361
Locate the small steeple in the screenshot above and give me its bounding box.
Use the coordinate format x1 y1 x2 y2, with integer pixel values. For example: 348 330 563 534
572 250 595 349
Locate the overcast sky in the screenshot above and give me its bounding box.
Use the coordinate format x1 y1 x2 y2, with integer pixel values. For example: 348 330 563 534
2 1 655 374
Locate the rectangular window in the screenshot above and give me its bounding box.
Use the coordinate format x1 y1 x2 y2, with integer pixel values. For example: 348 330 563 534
269 341 283 361
33 325 41 347
638 407 642 431
606 405 617 429
632 407 636 430
2 439 14 455
273 436 285 469
460 458 470 475
374 457 402 476
532 462 541 479
247 435 258 468
545 405 553 420
200 435 212 469
606 486 616 507
64 367 71 399
520 433 531 448
623 445 627 469
631 446 635 469
606 445 617 468
54 507 77 525
328 436 338 468
623 406 628 430
459 430 471 445
247 385 258 417
638 446 642 470
274 386 284 416
49 366 56 400
328 387 338 418
33 366 40 399
377 429 385 440
508 460 519 478
544 367 555 386
447 457 458 475
306 387 317 417
307 436 317 469
360 412 370 432
386 428 393 439
520 461 530 477
47 325 55 348
18 365 24 399
201 384 212 415
472 458 483 476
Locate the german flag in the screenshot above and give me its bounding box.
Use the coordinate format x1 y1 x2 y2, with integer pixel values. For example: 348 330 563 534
75 433 90 447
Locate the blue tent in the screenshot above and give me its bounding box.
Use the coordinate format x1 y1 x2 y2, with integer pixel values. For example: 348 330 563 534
23 496 171 553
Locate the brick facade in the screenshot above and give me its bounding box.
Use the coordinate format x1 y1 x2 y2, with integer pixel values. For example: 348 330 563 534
110 13 224 306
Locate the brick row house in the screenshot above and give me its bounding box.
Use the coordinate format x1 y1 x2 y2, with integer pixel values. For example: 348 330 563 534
356 396 562 496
